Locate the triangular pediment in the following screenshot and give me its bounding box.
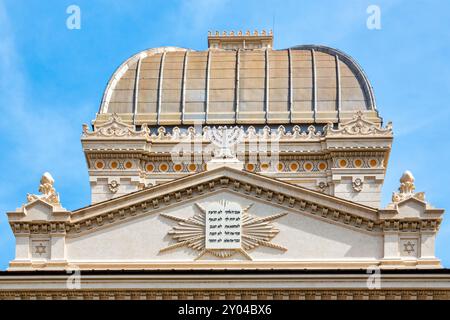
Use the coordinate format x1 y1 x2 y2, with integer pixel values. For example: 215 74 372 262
389 196 443 220
70 166 379 236
63 167 384 266
24 199 54 220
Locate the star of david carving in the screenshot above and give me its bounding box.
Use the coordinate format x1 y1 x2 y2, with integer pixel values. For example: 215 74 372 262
34 243 47 256
403 241 415 255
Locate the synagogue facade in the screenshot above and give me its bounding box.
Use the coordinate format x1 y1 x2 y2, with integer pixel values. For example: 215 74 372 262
1 31 448 300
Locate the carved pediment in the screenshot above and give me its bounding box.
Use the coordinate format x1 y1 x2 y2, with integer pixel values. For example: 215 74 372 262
7 167 444 269
380 171 444 221
60 167 379 238
23 200 53 220
325 111 392 137
82 113 150 138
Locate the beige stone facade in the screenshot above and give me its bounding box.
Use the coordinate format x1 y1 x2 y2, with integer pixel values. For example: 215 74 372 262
1 32 448 300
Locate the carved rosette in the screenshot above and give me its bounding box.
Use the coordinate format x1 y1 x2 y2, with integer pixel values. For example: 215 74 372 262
85 124 326 142
352 178 364 192
316 181 329 193
108 180 120 193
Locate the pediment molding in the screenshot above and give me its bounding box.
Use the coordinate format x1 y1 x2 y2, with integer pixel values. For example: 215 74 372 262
11 167 383 236
9 167 442 237
11 190 380 238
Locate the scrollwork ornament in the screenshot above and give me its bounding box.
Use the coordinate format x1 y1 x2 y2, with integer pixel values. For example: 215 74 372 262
26 172 60 206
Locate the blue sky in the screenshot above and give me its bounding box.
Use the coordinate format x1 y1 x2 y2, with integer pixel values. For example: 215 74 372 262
0 0 449 269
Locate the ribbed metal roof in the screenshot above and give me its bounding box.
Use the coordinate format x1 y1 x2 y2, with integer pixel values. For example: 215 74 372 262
97 45 380 126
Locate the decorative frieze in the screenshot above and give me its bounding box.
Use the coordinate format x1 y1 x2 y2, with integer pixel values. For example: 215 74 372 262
1 288 449 300
84 113 331 142
82 111 393 205
149 124 325 141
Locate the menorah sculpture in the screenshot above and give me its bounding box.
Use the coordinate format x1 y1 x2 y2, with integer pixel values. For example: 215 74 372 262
206 126 245 171
207 126 244 159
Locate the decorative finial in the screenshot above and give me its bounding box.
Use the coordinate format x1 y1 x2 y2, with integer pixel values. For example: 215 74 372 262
82 123 90 135
26 172 60 206
391 170 425 203
399 170 415 194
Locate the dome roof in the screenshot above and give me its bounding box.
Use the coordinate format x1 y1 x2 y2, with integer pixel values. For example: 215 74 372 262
96 44 380 126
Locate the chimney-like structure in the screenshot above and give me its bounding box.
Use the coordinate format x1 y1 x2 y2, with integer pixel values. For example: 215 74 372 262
207 30 273 49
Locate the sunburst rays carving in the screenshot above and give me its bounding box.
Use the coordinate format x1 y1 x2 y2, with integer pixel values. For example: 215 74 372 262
160 202 287 260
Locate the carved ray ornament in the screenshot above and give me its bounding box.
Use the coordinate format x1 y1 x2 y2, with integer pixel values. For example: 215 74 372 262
159 202 287 260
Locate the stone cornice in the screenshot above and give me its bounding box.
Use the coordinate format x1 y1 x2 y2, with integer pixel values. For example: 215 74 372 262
1 288 449 300
0 168 419 239
82 112 393 144
9 167 442 238
1 270 450 300
84 150 387 159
